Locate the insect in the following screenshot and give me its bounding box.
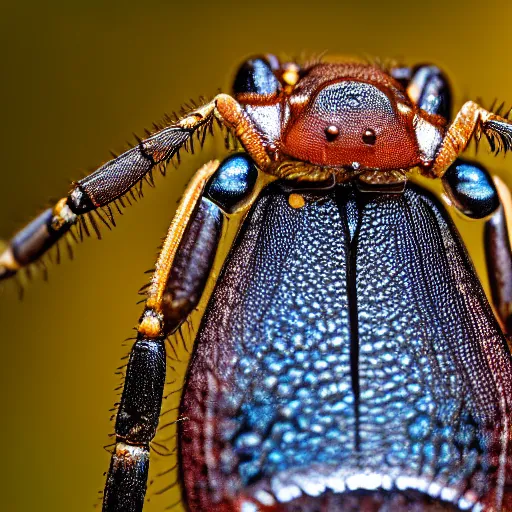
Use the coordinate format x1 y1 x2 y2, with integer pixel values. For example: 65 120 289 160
1 54 512 512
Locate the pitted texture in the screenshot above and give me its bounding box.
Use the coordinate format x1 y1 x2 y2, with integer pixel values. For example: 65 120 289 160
179 183 512 511
353 188 511 500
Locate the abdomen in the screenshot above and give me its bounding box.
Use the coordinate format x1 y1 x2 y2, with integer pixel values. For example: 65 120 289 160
179 183 512 511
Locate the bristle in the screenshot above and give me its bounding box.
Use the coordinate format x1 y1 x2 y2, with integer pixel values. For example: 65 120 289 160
473 130 481 154
39 260 49 282
68 227 78 244
361 53 393 72
25 265 33 282
200 124 208 147
93 209 112 231
83 215 93 238
149 169 156 187
104 204 117 226
495 101 506 117
136 180 144 199
53 242 60 265
144 170 155 188
15 277 24 300
158 162 167 177
300 51 327 69
77 217 85 241
10 94 223 289
482 118 512 155
155 463 178 478
164 499 183 510
103 443 116 454
124 193 133 206
138 282 151 295
168 342 178 360
86 212 102 240
65 236 74 260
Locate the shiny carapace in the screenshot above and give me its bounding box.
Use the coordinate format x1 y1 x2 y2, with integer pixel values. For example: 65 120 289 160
0 55 511 512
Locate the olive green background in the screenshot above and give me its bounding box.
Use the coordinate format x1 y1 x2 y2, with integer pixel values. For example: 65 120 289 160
0 1 511 511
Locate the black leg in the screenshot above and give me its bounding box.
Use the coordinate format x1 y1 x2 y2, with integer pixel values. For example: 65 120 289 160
0 101 218 281
103 161 223 511
103 153 261 511
485 176 512 335
103 338 165 512
0 93 271 282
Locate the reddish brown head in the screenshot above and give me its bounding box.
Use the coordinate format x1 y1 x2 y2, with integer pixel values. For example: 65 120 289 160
282 64 444 171
233 59 446 177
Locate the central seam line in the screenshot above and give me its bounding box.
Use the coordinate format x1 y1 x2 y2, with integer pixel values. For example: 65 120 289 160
347 209 362 452
335 185 363 453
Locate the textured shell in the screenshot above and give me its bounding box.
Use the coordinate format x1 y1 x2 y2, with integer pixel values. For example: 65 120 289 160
180 182 512 511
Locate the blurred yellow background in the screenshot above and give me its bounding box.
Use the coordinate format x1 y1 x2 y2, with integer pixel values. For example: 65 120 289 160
0 1 511 511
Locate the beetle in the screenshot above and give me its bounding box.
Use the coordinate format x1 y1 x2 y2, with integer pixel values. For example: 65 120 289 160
0 54 512 512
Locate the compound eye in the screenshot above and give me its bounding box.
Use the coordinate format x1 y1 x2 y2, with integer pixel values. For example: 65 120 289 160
408 64 452 121
232 55 281 96
443 159 499 219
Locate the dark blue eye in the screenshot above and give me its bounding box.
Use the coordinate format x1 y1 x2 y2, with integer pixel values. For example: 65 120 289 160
233 56 281 96
410 65 452 121
205 153 258 213
443 160 499 219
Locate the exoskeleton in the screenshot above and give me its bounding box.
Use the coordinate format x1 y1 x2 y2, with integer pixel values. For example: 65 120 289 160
1 55 512 511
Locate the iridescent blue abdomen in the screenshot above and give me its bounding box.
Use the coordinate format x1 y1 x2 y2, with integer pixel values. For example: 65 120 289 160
179 183 512 512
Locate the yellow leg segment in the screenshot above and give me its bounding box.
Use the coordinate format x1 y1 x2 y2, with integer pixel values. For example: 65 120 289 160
139 159 220 338
431 101 512 177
